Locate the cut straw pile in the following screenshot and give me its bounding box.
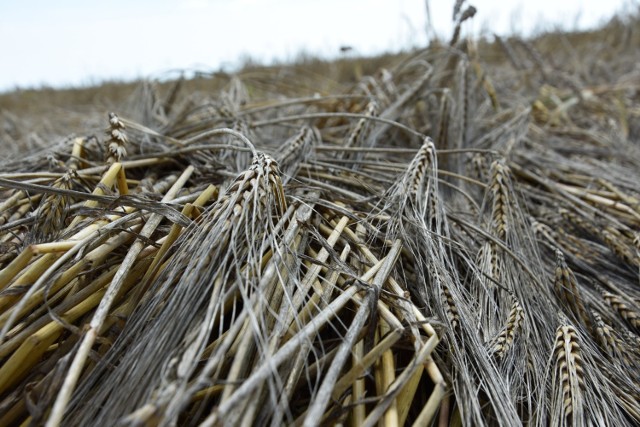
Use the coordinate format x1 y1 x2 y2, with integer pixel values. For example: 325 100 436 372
1 4 639 426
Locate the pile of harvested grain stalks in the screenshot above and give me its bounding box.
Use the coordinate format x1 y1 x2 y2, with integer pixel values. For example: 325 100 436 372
1 6 640 427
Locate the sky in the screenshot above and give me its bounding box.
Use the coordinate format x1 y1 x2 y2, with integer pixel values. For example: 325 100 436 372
0 0 635 91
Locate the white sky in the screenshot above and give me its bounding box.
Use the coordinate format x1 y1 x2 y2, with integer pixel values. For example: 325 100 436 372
0 0 634 91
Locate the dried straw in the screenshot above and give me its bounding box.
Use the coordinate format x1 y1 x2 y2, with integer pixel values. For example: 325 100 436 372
1 4 639 426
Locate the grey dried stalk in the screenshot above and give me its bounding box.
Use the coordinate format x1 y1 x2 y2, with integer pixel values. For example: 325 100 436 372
276 126 315 182
458 59 470 154
468 153 488 182
356 76 390 108
214 152 286 221
516 39 549 80
559 208 598 238
554 250 592 331
490 298 524 360
602 290 640 333
452 0 465 21
552 324 585 426
622 329 640 348
440 283 460 333
489 242 502 282
450 5 477 45
601 226 638 266
105 112 128 164
378 68 397 102
489 160 510 242
343 100 377 152
383 136 440 241
30 169 77 244
404 138 438 218
593 313 620 353
436 93 450 151
592 312 638 372
473 162 515 315
531 218 561 248
494 35 523 70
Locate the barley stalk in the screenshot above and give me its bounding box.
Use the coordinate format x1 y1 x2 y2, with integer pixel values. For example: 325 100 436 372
104 113 128 164
551 324 585 427
29 169 77 244
554 250 592 331
490 298 525 360
602 290 640 333
489 160 510 241
1 9 639 425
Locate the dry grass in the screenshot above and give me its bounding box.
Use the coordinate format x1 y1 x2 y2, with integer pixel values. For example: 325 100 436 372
0 2 639 426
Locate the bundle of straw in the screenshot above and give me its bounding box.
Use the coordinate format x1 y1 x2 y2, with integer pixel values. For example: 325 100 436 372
1 3 639 426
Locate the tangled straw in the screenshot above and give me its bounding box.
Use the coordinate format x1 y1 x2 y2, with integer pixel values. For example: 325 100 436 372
1 4 640 426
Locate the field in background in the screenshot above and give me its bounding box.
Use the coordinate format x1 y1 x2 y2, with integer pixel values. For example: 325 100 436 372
1 9 637 157
0 52 403 157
